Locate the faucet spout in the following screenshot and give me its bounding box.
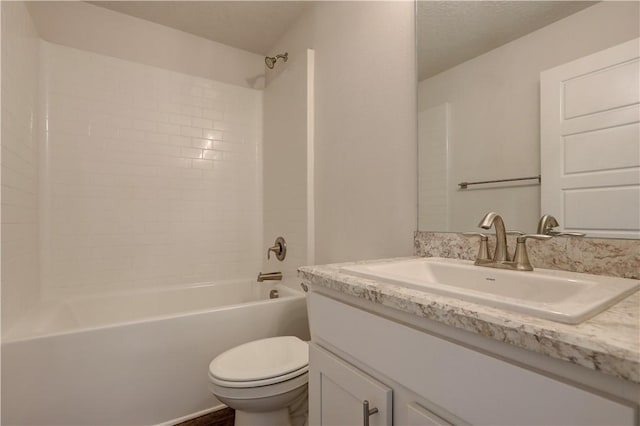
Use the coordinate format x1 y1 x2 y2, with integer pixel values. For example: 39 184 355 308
478 212 509 262
257 271 282 282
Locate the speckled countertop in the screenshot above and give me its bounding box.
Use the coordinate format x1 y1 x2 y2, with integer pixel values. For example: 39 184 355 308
299 257 640 384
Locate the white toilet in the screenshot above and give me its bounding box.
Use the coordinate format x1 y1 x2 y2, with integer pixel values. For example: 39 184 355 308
208 336 309 426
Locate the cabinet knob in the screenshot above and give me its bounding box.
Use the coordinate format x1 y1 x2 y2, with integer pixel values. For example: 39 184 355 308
363 400 379 426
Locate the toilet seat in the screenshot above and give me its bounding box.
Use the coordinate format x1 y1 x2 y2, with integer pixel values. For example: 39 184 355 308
208 336 309 389
209 370 309 401
210 364 308 388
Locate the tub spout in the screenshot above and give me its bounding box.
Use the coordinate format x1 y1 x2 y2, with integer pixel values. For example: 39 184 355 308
257 271 282 282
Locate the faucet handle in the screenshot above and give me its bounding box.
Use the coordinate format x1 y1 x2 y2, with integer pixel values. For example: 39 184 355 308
537 214 585 236
548 230 586 237
516 234 552 243
537 214 560 234
513 234 552 271
267 236 287 261
462 232 490 261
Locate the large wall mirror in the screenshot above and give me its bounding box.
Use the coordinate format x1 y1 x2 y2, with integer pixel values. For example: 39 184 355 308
417 1 640 239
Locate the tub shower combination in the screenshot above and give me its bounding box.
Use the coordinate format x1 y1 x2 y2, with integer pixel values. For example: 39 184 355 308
1 2 312 424
2 281 309 425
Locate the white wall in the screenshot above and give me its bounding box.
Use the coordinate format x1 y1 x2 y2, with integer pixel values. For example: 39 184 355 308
262 50 312 280
418 1 640 233
1 2 40 333
418 104 449 231
40 42 263 298
268 1 417 265
27 1 265 90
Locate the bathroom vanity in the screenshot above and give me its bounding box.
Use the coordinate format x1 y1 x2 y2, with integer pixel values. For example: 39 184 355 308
300 258 640 425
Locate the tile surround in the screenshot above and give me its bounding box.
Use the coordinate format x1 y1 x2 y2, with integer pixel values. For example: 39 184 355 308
415 231 640 279
1 2 41 333
40 42 264 297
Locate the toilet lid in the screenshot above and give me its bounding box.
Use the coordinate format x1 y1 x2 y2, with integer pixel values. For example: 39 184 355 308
209 364 308 388
209 336 308 382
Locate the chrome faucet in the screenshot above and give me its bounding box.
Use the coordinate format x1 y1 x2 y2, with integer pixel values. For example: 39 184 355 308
478 212 509 262
468 212 552 271
257 271 282 282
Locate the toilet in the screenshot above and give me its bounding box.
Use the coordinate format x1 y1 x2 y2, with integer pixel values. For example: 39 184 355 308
208 336 309 426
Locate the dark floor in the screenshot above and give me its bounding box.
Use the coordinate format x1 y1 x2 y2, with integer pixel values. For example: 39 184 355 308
175 408 235 426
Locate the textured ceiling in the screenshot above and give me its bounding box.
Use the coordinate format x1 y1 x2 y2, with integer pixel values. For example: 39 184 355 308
89 1 310 55
417 1 597 81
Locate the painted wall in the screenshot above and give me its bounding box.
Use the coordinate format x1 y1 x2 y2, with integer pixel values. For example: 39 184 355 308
418 1 640 233
39 42 263 298
26 1 265 90
262 50 312 280
1 2 40 333
268 1 417 265
418 104 449 231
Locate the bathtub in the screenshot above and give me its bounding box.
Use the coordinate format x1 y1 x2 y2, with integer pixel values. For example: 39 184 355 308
1 281 309 426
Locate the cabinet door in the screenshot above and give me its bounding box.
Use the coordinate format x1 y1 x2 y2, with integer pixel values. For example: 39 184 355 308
309 343 392 426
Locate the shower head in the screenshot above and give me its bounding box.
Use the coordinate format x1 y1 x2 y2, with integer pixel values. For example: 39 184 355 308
265 56 276 69
265 52 288 69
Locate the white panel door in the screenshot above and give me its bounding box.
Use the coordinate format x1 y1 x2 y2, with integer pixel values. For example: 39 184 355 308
540 38 640 238
308 343 392 426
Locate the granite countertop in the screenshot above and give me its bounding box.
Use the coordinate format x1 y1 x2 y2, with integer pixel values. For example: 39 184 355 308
299 257 640 384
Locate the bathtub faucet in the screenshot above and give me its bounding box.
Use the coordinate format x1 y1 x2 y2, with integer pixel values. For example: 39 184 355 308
257 271 282 282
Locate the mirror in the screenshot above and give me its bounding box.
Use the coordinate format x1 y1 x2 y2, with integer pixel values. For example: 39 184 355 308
417 1 640 238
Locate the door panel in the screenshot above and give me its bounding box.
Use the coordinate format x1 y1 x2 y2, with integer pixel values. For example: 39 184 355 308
541 38 640 238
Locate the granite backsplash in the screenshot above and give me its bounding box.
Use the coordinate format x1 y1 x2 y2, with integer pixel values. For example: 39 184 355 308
415 231 639 279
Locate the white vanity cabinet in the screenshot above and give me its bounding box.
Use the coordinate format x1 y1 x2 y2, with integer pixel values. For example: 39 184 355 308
310 342 453 426
307 292 638 426
309 344 392 425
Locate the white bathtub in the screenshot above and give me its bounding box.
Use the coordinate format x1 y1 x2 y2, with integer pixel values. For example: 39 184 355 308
1 281 309 426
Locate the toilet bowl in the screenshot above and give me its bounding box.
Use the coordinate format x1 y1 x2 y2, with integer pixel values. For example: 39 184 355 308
208 336 309 426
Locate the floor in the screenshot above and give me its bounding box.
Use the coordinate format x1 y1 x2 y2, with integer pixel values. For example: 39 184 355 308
175 408 235 426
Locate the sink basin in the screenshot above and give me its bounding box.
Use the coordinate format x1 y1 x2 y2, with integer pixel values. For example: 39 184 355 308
341 258 639 324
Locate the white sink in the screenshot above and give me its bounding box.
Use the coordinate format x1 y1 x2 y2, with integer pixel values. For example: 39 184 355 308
341 258 639 324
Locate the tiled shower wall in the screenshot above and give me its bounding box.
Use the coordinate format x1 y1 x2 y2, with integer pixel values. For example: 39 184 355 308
40 42 263 297
1 2 40 332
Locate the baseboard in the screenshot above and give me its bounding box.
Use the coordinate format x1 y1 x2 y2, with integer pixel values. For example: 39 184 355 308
155 404 228 426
